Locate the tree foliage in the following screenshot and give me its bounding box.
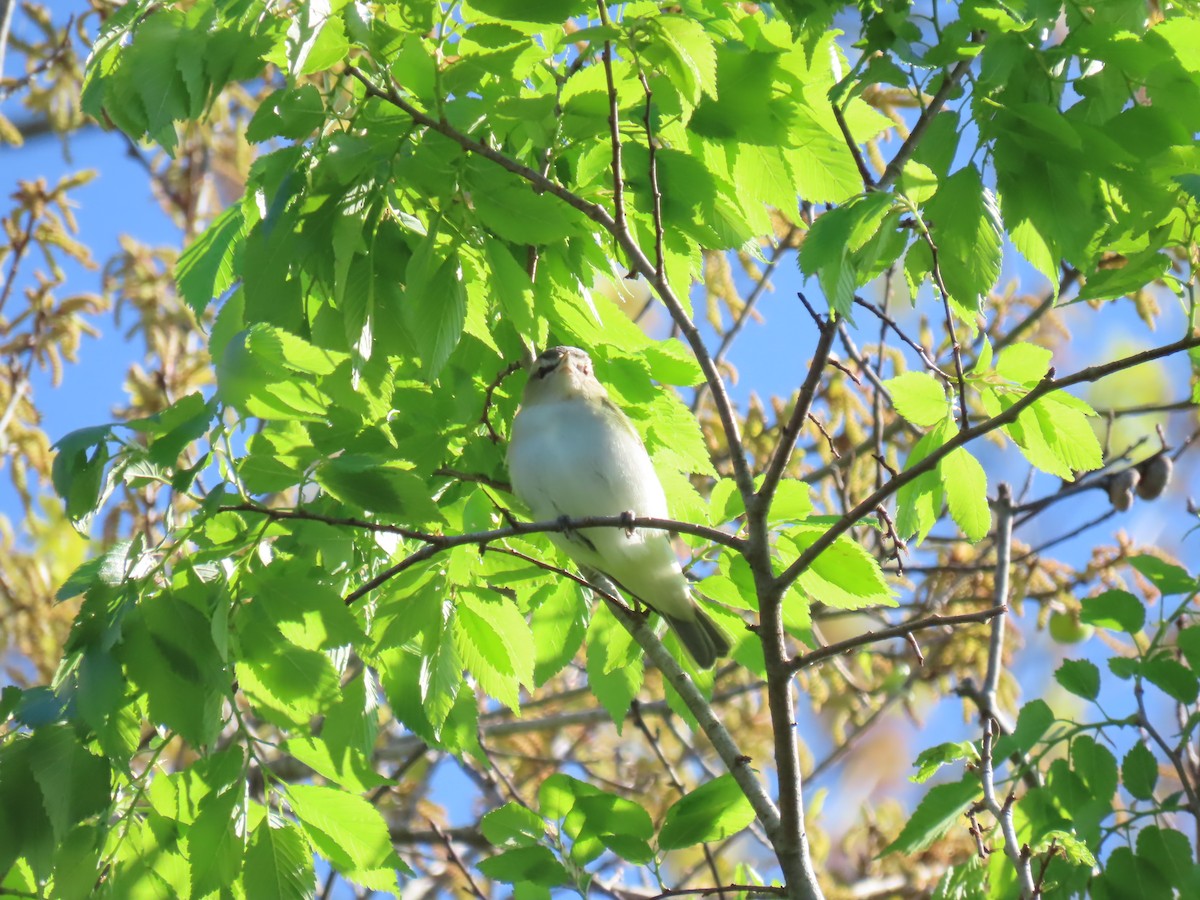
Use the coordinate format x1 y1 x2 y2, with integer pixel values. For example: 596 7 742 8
3 0 1200 898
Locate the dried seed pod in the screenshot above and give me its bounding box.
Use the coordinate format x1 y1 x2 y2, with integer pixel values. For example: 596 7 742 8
1136 453 1173 500
1107 468 1139 511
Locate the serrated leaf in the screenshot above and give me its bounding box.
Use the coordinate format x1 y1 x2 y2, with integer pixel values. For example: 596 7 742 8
1143 655 1199 704
993 342 1052 385
911 741 979 784
477 846 569 886
993 699 1053 759
481 803 546 848
939 448 990 542
188 789 243 897
1129 555 1195 595
658 774 755 849
586 605 643 728
922 165 1002 315
287 784 396 872
1080 590 1145 634
883 371 950 427
531 581 588 686
883 777 979 855
314 455 442 523
176 205 244 316
454 593 525 711
404 253 467 377
787 525 894 610
1122 741 1158 801
420 605 462 735
1055 658 1100 700
245 819 315 900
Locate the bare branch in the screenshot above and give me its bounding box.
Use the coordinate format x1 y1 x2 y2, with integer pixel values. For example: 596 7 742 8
790 605 1006 672
776 333 1200 590
758 315 839 505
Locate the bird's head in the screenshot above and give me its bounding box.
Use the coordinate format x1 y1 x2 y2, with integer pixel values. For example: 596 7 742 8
521 346 606 405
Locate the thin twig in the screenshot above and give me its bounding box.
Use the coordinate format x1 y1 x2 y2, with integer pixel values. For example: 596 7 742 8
595 2 627 240
876 53 977 191
482 359 522 443
852 297 951 380
758 315 839 504
429 820 489 900
790 605 1005 671
832 102 874 188
776 333 1200 590
637 70 664 278
983 485 1012 708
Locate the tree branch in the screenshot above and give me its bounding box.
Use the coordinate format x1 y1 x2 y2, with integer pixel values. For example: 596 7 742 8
775 333 1200 590
790 605 1005 672
758 312 839 505
876 53 977 191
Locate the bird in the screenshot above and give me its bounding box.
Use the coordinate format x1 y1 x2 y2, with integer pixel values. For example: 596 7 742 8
506 345 730 668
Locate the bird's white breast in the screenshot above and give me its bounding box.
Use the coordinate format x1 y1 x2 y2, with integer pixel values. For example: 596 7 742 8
508 398 669 521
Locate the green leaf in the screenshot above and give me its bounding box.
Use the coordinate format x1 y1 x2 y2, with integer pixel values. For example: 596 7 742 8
570 791 654 864
634 15 717 107
1137 826 1196 893
586 604 643 728
1071 734 1118 804
285 736 390 794
118 593 227 746
1122 741 1158 801
481 803 546 849
404 253 467 377
314 455 443 523
658 774 756 850
1177 626 1200 673
467 159 580 244
922 165 1003 315
531 580 588 686
883 371 950 427
993 343 1052 385
1143 655 1200 704
244 818 315 900
420 603 462 735
287 784 396 872
894 418 952 542
51 425 114 529
799 193 895 317
883 776 979 855
993 699 1053 760
1129 555 1195 595
787 525 894 610
188 788 243 896
1080 590 1145 634
176 205 244 316
1055 659 1100 700
1032 829 1096 868
454 592 529 712
477 846 569 886
29 726 111 842
911 741 980 784
938 448 990 542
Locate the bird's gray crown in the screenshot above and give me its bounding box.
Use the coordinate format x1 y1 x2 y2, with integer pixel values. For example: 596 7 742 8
534 346 590 380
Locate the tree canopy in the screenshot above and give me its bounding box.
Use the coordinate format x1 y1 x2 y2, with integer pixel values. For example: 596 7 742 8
3 0 1200 898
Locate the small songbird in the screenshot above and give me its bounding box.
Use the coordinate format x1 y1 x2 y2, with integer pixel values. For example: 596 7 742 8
506 346 730 668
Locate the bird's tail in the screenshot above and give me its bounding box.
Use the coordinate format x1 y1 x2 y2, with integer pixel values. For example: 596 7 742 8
666 608 731 670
